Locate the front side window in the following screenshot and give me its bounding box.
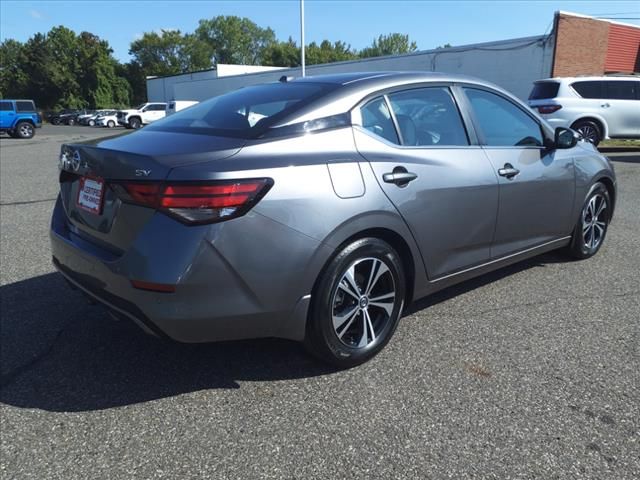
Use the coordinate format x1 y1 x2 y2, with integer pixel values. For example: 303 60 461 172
605 81 638 100
387 87 468 146
464 88 543 147
359 97 399 144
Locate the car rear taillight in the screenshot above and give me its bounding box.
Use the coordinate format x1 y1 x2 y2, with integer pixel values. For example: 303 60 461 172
536 105 562 114
113 179 273 225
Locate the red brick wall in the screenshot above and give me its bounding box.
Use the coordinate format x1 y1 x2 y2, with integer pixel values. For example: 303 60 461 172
552 13 610 76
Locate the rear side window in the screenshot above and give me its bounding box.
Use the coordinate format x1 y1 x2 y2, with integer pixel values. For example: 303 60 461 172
359 97 399 144
465 88 543 147
15 101 36 112
605 81 638 100
0 101 13 111
571 81 603 99
387 87 468 146
529 82 560 100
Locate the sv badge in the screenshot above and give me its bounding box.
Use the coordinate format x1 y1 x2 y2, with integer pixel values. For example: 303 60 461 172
135 169 152 177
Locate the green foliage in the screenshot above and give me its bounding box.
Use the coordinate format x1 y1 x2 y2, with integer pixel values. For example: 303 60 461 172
0 16 420 109
360 33 418 58
195 15 276 65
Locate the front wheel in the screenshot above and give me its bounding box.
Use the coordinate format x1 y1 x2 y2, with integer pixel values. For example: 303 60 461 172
67 118 75 126
107 120 115 128
129 117 141 129
567 182 611 259
88 119 95 127
305 238 406 368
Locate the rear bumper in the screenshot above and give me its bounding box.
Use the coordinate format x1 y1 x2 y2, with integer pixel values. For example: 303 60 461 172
50 195 322 343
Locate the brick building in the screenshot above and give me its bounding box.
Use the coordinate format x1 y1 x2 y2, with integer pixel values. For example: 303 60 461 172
148 11 640 102
552 12 640 76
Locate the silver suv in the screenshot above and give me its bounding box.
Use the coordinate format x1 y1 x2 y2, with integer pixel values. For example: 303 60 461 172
528 76 639 145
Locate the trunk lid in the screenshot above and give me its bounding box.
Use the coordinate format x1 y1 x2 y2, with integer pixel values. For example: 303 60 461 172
59 131 245 253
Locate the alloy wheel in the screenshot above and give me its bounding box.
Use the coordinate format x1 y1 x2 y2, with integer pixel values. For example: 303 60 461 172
19 124 33 138
582 193 607 250
577 125 598 144
331 257 396 348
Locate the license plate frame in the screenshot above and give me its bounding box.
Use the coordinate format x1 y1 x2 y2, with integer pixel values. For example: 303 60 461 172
76 176 105 215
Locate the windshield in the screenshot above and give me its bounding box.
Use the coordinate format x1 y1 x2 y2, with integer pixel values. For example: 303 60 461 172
145 82 338 138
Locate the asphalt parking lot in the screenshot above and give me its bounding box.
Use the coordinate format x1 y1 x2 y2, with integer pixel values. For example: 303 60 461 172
1 124 638 479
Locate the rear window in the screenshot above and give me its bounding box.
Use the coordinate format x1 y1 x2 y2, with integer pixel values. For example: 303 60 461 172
146 82 338 138
529 82 560 100
571 81 603 99
15 100 36 112
0 101 12 111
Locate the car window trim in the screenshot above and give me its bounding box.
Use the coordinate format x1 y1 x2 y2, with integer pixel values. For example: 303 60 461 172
351 83 480 149
460 84 551 149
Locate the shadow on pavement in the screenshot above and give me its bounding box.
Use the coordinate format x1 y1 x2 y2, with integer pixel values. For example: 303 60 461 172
0 250 570 412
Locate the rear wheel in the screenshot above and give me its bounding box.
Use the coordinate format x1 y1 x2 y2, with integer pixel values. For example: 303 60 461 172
67 118 75 126
567 182 610 259
107 120 115 128
305 238 406 368
572 120 602 146
88 119 95 127
129 117 141 129
15 121 35 139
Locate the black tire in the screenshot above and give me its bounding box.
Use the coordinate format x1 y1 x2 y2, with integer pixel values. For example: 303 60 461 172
51 118 60 125
15 121 35 139
567 182 611 259
129 117 141 129
305 237 406 368
572 120 602 146
107 120 115 128
67 118 75 126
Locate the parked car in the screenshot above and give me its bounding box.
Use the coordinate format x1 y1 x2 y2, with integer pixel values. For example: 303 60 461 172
48 109 78 125
166 100 199 116
80 110 110 126
95 111 119 128
528 75 640 145
0 99 42 138
51 72 616 367
63 109 94 126
117 102 167 129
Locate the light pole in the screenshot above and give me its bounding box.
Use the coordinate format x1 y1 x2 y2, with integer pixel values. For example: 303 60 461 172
300 0 306 77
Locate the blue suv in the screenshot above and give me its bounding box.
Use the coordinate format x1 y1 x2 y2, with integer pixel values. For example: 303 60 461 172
0 99 42 139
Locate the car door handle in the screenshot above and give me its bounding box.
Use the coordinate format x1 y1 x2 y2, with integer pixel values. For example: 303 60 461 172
498 163 520 179
383 168 418 186
601 103 610 108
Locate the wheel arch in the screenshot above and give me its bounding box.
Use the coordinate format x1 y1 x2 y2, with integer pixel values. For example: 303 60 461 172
596 175 616 219
571 116 608 139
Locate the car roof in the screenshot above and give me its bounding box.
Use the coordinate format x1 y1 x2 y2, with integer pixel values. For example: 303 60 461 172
291 71 486 88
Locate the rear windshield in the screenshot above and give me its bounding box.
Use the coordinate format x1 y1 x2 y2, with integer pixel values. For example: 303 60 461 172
529 82 560 100
145 82 338 138
15 100 36 112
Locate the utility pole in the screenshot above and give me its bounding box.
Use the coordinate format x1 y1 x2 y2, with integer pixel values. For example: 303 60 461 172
300 0 306 77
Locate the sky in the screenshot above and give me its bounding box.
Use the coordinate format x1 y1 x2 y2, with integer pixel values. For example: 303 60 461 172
1 0 639 62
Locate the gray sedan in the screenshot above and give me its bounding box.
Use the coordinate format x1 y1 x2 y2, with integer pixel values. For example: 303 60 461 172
50 72 616 367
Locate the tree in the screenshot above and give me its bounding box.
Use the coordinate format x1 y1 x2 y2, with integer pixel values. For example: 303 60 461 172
129 29 192 77
436 43 453 49
195 15 276 65
261 37 300 67
359 33 418 58
0 39 29 98
306 40 358 65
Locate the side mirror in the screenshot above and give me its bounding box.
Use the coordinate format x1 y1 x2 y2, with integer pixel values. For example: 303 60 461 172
555 127 579 149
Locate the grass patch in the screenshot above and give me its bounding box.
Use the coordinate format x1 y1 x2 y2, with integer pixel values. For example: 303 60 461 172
600 139 640 148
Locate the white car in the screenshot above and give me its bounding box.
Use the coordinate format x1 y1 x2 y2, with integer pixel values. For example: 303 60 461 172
116 102 167 129
95 111 119 128
166 100 199 116
528 76 640 145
